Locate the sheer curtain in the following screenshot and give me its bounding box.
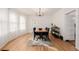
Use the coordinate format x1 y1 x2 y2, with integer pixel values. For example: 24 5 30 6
0 9 8 37
19 16 26 30
9 11 18 32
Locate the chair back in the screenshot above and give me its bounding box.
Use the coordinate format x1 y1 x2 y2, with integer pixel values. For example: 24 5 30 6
33 27 36 31
45 27 49 32
38 28 42 30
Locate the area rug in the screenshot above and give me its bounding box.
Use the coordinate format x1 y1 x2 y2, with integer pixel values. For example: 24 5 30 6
27 39 58 50
27 39 53 46
27 39 52 46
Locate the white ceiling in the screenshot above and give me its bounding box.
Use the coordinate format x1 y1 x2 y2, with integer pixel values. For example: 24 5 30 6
11 8 61 16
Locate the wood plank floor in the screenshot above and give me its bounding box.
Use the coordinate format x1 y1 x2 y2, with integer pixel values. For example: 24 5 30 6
49 35 77 51
1 33 78 51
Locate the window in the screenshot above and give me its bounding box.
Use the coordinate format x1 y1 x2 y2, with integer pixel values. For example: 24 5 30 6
19 16 26 30
9 11 18 32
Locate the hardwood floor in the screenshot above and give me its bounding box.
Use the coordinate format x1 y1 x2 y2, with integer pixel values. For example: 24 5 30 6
49 35 77 51
1 33 78 51
66 40 75 46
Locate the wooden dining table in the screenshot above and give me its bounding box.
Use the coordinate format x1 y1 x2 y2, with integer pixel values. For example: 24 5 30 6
35 29 48 32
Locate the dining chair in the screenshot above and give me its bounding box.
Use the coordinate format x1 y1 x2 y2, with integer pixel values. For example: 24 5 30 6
33 27 36 40
33 27 41 41
42 27 50 41
38 28 42 30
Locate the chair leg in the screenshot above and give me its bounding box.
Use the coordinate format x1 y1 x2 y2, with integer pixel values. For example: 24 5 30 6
43 35 48 41
33 35 35 40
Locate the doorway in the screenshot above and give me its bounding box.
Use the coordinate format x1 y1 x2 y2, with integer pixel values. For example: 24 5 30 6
65 10 76 46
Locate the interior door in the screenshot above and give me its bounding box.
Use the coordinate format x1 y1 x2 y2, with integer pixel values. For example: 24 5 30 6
64 11 76 41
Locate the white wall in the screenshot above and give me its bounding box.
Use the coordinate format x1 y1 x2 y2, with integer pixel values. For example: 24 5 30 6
51 9 65 37
26 16 52 33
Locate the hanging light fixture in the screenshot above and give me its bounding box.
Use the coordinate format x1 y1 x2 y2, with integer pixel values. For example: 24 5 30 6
38 8 42 16
33 8 47 16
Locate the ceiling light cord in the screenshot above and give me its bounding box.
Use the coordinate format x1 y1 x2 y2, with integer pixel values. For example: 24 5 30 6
39 8 42 16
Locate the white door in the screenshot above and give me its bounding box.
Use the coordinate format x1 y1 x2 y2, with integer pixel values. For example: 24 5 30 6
64 11 76 41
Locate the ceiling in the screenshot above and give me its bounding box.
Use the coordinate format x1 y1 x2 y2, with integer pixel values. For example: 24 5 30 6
11 8 61 16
